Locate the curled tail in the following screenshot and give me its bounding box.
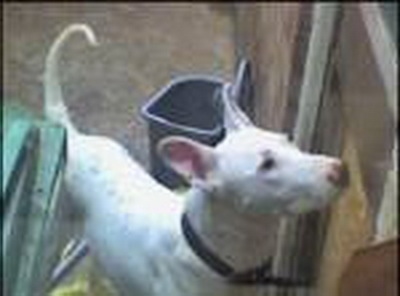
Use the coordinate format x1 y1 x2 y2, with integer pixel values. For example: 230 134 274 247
44 24 98 132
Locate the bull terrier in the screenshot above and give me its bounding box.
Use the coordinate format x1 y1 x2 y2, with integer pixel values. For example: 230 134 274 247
45 24 348 296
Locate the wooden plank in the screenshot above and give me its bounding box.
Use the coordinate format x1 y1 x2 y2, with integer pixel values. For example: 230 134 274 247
283 4 313 134
359 3 397 121
3 136 39 296
32 124 67 294
273 4 341 296
375 141 398 242
293 3 339 149
336 3 395 227
2 120 34 201
358 3 398 244
315 132 373 296
15 123 67 296
233 3 305 132
338 239 398 296
316 4 396 295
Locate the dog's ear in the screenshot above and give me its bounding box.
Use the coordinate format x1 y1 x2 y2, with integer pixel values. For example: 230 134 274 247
158 136 216 181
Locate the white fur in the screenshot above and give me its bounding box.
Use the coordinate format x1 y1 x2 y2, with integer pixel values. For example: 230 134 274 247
45 24 347 296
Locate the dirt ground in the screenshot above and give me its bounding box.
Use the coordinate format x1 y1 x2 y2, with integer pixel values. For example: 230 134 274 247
3 3 235 168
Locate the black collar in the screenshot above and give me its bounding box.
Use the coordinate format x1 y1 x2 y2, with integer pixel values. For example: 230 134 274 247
181 213 308 287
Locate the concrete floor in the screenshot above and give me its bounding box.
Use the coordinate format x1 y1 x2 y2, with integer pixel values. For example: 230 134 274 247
4 3 235 168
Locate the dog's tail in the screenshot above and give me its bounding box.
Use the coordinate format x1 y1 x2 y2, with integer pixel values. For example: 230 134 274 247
44 24 98 132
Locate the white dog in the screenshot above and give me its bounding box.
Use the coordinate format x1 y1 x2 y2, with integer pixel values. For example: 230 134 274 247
45 24 348 296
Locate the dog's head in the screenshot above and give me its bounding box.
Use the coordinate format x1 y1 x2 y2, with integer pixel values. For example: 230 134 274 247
158 86 348 215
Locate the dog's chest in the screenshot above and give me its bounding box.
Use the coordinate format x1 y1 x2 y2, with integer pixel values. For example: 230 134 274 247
86 205 265 296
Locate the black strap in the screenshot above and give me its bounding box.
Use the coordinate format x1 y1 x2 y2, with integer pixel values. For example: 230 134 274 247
181 213 308 287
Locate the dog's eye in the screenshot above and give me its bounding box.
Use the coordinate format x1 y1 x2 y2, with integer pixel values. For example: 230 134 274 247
259 157 275 171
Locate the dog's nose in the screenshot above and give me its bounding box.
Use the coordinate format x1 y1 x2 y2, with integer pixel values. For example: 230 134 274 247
326 160 349 188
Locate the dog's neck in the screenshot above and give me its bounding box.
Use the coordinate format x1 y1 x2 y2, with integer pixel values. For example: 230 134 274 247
184 185 280 271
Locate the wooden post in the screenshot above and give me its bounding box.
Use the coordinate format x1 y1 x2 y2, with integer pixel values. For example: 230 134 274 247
316 3 397 295
273 4 340 296
359 3 398 244
293 3 339 149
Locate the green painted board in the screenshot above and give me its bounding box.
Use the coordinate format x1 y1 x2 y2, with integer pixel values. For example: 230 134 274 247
3 102 67 296
3 130 39 296
15 122 67 296
2 120 35 202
